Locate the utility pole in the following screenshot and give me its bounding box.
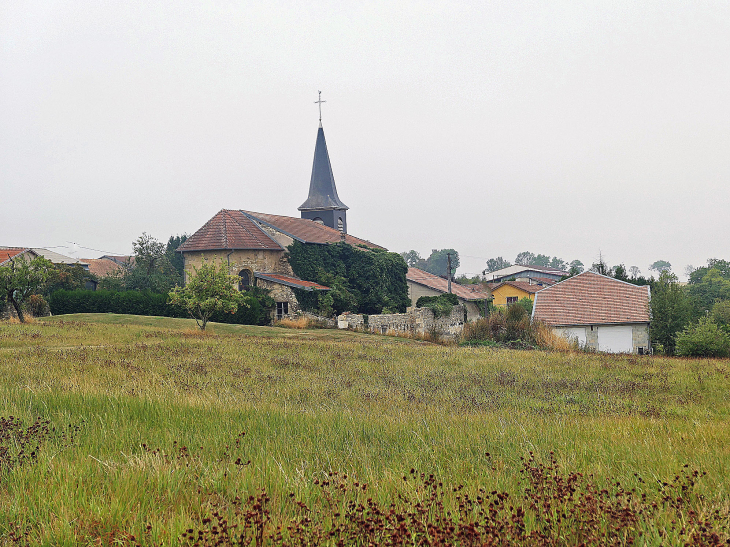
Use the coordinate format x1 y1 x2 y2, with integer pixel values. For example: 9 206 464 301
447 253 452 294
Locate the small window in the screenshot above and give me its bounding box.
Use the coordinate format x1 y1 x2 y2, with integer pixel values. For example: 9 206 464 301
506 296 518 305
239 270 251 291
337 217 344 232
276 302 289 320
313 217 324 225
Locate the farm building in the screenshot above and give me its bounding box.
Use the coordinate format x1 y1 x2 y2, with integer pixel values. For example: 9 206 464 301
532 271 651 354
406 267 489 321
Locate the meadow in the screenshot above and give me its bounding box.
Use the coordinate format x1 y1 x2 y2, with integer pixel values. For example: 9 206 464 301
1 314 729 545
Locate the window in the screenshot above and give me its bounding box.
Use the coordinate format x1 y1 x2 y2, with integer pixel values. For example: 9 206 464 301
313 217 324 225
506 296 518 305
276 302 289 319
238 270 251 291
337 217 344 232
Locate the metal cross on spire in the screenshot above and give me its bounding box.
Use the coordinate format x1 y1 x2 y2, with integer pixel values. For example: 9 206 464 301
314 90 326 126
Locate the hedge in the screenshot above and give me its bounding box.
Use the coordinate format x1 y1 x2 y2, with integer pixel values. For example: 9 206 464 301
48 289 272 326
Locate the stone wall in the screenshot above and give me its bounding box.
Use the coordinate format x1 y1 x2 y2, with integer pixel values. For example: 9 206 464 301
338 305 465 340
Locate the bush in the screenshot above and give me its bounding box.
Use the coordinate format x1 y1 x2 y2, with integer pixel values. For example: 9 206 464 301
416 293 459 318
461 306 536 346
675 317 730 358
47 289 272 326
23 294 50 317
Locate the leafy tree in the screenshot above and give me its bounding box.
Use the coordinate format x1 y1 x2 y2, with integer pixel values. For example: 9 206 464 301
400 250 427 269
165 234 188 278
549 257 567 270
711 300 730 333
687 267 730 313
532 254 551 267
44 264 97 295
424 249 460 277
675 317 730 358
629 266 641 278
568 260 584 276
649 260 672 273
612 264 629 282
590 256 611 276
0 254 53 323
514 251 535 266
516 297 533 315
126 233 181 293
650 271 694 355
483 257 511 274
168 260 245 330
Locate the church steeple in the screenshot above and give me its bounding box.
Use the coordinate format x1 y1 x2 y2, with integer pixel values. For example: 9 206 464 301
298 92 348 233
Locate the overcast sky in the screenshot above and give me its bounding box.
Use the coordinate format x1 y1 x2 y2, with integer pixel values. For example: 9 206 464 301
2 1 728 279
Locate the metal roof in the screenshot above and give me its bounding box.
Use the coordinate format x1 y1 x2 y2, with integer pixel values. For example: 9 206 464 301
298 126 348 211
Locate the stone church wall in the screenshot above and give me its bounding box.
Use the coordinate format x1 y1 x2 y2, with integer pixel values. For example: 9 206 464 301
182 249 293 284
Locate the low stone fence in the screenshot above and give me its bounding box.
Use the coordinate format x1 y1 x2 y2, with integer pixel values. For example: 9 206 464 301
338 305 465 340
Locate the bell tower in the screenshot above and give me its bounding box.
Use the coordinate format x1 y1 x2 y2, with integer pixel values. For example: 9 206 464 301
298 92 349 233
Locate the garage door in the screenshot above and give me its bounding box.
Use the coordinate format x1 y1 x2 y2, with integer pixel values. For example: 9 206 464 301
597 326 633 353
558 327 586 347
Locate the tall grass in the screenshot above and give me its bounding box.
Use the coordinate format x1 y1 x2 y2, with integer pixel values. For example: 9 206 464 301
1 315 729 545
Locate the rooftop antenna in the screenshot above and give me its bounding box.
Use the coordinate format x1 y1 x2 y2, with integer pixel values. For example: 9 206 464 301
314 90 326 127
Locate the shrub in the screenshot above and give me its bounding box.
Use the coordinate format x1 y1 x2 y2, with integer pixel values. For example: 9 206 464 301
47 289 272 326
675 317 730 358
23 294 50 317
415 293 459 318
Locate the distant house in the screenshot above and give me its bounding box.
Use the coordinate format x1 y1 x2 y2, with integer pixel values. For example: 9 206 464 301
0 248 39 267
532 271 651 354
31 248 89 270
485 264 568 284
490 279 552 308
406 267 489 321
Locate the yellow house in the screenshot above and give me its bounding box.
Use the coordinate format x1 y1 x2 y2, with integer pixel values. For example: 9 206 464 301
490 280 545 307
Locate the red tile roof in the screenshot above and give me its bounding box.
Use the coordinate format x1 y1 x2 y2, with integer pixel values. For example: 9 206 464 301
242 211 383 249
532 271 650 326
79 258 125 278
491 280 543 295
0 248 30 265
407 268 490 301
254 272 330 291
178 210 283 252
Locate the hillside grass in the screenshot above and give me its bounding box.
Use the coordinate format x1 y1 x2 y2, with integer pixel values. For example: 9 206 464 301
1 314 729 545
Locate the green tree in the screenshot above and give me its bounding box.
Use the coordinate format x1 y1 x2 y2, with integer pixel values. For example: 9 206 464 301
549 257 567 270
514 251 535 266
612 264 629 282
649 260 672 274
400 250 428 270
167 260 245 330
424 249 460 277
650 271 694 355
126 233 181 293
687 260 730 313
165 234 188 278
568 260 584 276
711 300 730 333
675 317 730 358
44 264 97 295
532 254 551 267
0 254 53 323
483 257 511 274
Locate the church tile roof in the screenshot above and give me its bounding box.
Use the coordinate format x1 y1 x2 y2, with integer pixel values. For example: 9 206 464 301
178 210 283 252
532 271 650 326
242 211 383 249
254 272 330 291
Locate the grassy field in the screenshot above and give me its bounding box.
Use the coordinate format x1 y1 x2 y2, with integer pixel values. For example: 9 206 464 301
1 314 729 545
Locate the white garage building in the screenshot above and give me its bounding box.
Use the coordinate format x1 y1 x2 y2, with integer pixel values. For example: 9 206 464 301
531 271 651 354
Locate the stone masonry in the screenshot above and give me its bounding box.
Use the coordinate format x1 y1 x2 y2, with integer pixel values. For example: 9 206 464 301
338 305 465 340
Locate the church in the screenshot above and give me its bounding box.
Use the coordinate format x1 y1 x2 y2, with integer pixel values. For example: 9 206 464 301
178 110 382 320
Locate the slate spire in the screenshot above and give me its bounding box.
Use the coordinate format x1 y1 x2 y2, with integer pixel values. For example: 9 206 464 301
298 123 349 233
